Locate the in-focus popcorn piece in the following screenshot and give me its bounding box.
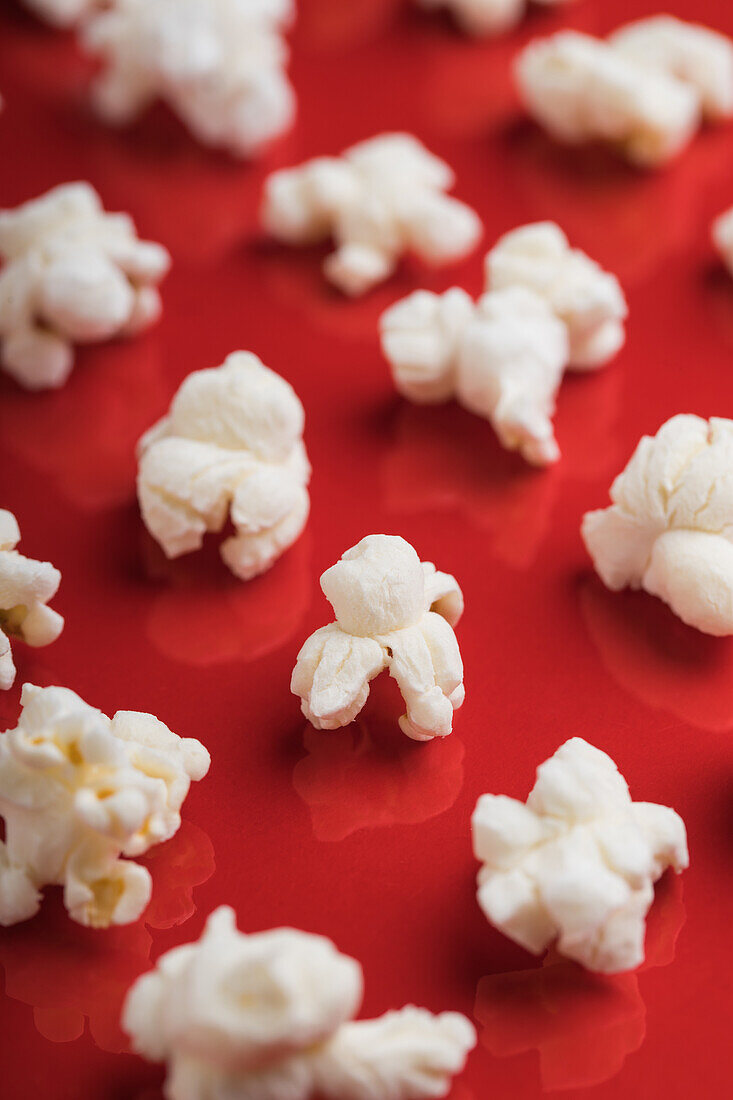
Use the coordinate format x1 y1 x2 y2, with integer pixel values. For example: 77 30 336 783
291 535 464 740
262 133 482 296
472 737 688 973
82 0 295 157
712 206 733 277
123 905 476 1100
0 182 170 390
137 351 310 580
416 0 574 38
0 684 210 928
582 415 733 636
0 510 63 690
380 222 626 466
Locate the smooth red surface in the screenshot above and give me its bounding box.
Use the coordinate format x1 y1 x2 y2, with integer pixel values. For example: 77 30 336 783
1 0 733 1096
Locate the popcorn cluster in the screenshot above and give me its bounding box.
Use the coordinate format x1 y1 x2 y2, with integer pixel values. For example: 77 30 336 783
0 684 210 928
262 133 483 296
292 535 464 740
123 905 477 1100
583 415 733 636
0 182 170 390
712 205 733 277
472 738 688 973
0 510 63 690
417 0 575 38
82 0 296 157
517 17 733 166
381 222 626 466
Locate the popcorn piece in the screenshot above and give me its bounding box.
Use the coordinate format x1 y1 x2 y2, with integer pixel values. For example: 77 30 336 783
123 905 476 1100
712 206 733 277
472 737 688 973
262 133 482 296
0 510 63 690
582 415 733 636
380 223 626 466
137 351 310 581
291 535 464 740
0 684 210 928
0 182 170 391
416 0 574 38
82 0 295 158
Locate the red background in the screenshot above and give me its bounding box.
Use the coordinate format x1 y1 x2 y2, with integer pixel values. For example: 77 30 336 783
1 0 733 1096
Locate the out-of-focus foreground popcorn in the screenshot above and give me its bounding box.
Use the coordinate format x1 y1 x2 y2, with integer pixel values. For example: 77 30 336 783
137 351 310 580
292 535 464 740
21 0 101 26
82 0 295 157
0 182 170 390
417 0 575 38
262 133 482 296
712 206 733 276
381 222 626 466
0 510 63 690
583 415 733 636
516 16 733 167
472 737 688 973
0 684 210 928
123 905 476 1100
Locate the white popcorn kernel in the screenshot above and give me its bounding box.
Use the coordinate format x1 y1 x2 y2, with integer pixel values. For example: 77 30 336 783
416 0 574 38
291 535 464 741
137 351 310 581
123 906 476 1100
582 415 733 636
82 0 295 158
0 510 63 691
712 206 733 277
472 738 688 973
262 133 482 296
0 182 170 391
0 683 210 928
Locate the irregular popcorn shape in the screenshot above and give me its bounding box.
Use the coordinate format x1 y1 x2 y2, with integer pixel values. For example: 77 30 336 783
137 351 311 581
515 19 733 167
123 905 476 1100
472 737 688 973
0 684 210 928
291 535 464 740
0 182 170 390
416 0 575 38
22 0 102 26
380 223 626 466
0 510 63 691
582 415 733 636
82 0 296 157
712 205 733 277
261 133 482 296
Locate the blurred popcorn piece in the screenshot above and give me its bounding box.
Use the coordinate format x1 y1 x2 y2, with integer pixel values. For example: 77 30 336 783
123 905 476 1100
0 684 210 928
712 206 733 276
262 133 482 296
416 0 575 38
0 510 63 690
292 535 465 740
472 737 688 973
22 0 101 27
137 351 310 580
0 182 170 390
583 415 733 636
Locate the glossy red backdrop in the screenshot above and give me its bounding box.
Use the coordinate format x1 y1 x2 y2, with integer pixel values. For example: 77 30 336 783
1 0 733 1096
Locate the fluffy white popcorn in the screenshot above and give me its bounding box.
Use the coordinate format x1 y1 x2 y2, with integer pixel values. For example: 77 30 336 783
0 510 63 691
582 415 733 636
0 683 210 929
712 206 733 277
0 182 170 391
137 351 310 581
291 535 464 741
123 905 476 1100
416 0 574 38
261 133 482 296
472 737 688 973
82 0 296 158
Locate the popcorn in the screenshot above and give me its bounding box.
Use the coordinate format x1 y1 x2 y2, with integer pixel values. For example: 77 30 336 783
137 351 311 580
416 0 574 38
82 0 296 158
0 182 170 391
291 535 464 740
472 737 688 973
123 905 476 1100
582 415 733 636
380 222 626 466
712 206 733 277
0 510 63 690
0 684 210 928
261 133 482 296
22 0 101 26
